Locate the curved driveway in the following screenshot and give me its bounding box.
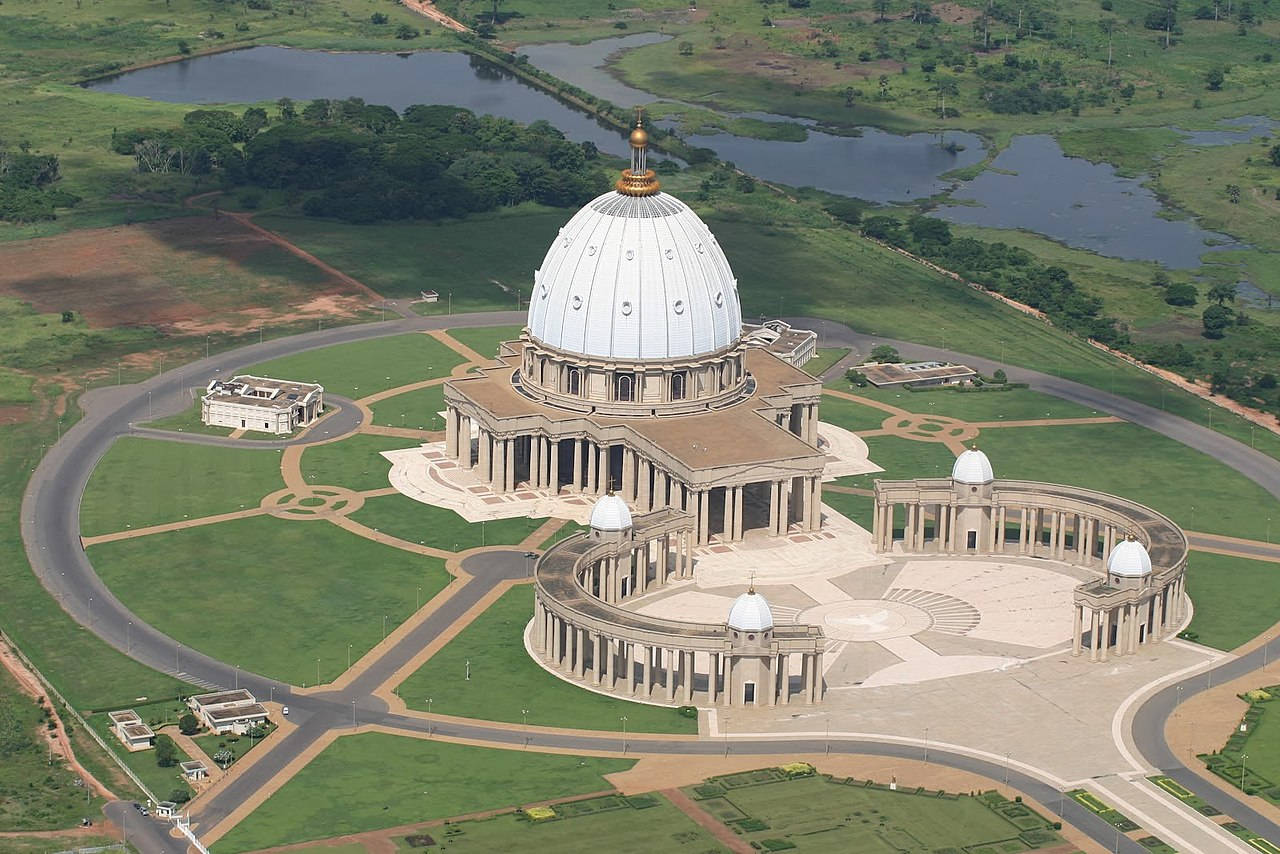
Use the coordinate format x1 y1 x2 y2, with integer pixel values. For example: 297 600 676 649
21 310 1280 853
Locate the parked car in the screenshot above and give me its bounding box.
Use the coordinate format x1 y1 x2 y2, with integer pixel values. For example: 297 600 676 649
281 705 289 716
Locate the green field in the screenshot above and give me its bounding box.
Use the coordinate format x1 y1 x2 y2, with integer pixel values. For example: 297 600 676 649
446 325 527 360
214 734 634 853
256 211 564 307
244 334 465 399
298 434 418 492
369 384 446 431
192 724 274 768
1202 691 1280 802
685 771 1061 853
391 792 727 853
1186 552 1280 650
80 437 283 537
0 664 110 830
830 383 1098 422
818 394 892 433
840 434 959 486
397 586 697 733
975 421 1275 542
86 515 451 685
803 347 850 379
350 493 548 551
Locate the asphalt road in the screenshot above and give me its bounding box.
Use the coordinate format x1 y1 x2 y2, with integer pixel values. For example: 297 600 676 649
19 311 1280 853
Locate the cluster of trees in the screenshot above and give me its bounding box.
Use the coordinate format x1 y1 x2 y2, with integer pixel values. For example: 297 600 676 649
0 150 79 222
860 214 1128 346
976 53 1071 114
113 98 606 224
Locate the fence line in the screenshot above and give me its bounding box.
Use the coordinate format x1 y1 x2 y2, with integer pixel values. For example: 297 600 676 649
0 629 159 806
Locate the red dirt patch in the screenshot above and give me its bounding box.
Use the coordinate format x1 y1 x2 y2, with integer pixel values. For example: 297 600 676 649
0 216 373 332
932 2 979 24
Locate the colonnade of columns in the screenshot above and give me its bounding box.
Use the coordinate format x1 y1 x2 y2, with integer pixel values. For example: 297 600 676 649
581 529 695 604
1071 575 1188 659
446 409 823 544
533 600 824 707
874 498 1134 568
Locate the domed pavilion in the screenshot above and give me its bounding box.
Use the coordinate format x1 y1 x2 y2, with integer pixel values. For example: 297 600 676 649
443 119 826 545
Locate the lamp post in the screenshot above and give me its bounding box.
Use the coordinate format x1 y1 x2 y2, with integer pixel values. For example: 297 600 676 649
923 727 929 763
352 699 357 729
1242 752 1249 792
522 708 530 747
348 643 353 670
316 658 320 686
465 659 471 681
383 614 388 640
524 551 537 577
127 620 132 653
620 715 628 754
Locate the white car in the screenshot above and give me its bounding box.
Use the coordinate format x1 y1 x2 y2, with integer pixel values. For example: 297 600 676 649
281 706 289 716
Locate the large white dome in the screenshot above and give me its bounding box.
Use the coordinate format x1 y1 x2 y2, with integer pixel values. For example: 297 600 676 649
727 591 774 632
526 191 743 361
1108 539 1152 577
951 448 994 484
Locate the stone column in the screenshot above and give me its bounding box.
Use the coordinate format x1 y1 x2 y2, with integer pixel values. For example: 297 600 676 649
550 615 562 665
1072 604 1083 656
710 653 720 704
622 448 634 501
641 646 652 697
531 437 543 488
639 459 652 510
572 439 584 492
733 485 745 541
445 408 459 458
587 441 598 493
779 483 791 537
1153 591 1165 643
997 506 1007 552
905 504 917 550
814 652 825 702
780 653 791 704
1089 609 1099 661
724 656 734 705
570 623 582 673
1100 608 1111 662
549 439 560 495
698 490 710 545
504 439 516 493
599 444 611 494
683 650 694 703
477 430 491 485
589 632 601 684
604 637 615 689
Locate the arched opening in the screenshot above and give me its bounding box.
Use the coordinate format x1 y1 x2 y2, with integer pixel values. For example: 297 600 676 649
671 372 687 401
567 368 581 396
615 373 634 402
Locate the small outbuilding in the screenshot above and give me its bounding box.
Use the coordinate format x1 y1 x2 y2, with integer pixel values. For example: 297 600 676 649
201 375 323 435
108 710 155 752
859 360 976 388
187 689 269 735
180 760 209 781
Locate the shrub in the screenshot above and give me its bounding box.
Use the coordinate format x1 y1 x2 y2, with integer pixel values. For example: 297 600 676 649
370 12 388 23
677 705 698 718
1165 282 1198 306
870 344 901 363
178 713 200 736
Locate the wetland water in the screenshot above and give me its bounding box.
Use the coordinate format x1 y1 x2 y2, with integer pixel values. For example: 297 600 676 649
933 135 1240 268
89 41 1249 265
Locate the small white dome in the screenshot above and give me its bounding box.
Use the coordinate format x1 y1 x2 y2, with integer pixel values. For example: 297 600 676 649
589 494 632 531
1108 539 1152 577
952 449 994 484
527 191 743 361
727 591 774 632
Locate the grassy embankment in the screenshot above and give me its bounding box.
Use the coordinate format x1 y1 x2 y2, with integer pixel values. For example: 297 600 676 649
213 734 634 853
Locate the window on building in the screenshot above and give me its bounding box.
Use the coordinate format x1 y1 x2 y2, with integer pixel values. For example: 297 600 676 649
615 374 635 402
567 368 581 396
671 372 687 401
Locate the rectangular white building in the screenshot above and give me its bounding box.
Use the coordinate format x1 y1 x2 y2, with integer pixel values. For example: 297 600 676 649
202 375 323 435
108 709 155 751
187 689 270 735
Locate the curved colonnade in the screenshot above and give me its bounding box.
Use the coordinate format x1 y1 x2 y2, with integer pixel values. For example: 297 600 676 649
873 475 1189 661
532 509 825 707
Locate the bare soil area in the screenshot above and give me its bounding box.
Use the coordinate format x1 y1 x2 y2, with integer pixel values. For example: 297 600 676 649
0 217 372 333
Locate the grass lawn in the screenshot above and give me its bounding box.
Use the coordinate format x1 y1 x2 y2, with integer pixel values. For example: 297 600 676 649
298 434 419 492
975 422 1275 542
349 493 549 551
397 586 696 734
1207 693 1280 801
256 209 565 306
214 734 634 853
369 384 445 431
142 394 283 440
192 723 274 768
445 325 526 361
840 435 959 488
391 792 728 853
824 490 874 531
0 836 125 853
540 520 585 549
686 772 1061 853
803 347 850 379
1186 552 1280 651
818 394 892 433
244 333 465 399
830 383 1098 422
86 714 193 803
0 665 111 830
86 515 451 686
80 437 283 537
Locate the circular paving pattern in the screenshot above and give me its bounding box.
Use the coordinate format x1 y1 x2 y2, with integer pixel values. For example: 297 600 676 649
882 413 979 444
797 599 934 641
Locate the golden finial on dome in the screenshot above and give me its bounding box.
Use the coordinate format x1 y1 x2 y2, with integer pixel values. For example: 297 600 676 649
616 108 660 197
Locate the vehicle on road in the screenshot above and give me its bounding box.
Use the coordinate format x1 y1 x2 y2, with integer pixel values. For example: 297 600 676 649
281 705 289 716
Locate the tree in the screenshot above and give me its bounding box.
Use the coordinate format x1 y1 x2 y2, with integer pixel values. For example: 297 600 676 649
873 0 892 22
277 97 297 122
155 734 177 767
1226 183 1241 204
1202 304 1232 338
1271 144 1280 167
678 41 694 56
178 713 200 736
735 174 756 193
1207 281 1237 305
1165 282 1198 306
1205 66 1225 90
992 369 1008 383
396 24 420 39
870 344 901 362
1151 270 1171 288
60 310 74 323
370 11 388 24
